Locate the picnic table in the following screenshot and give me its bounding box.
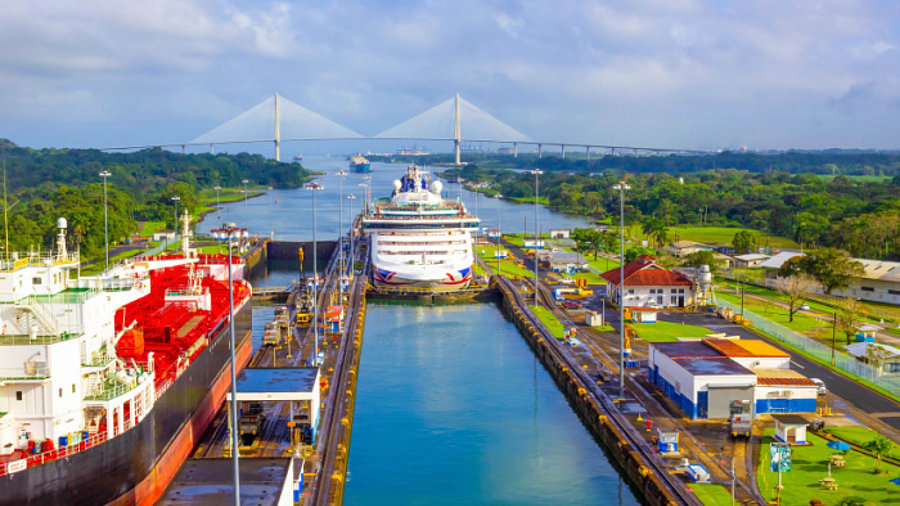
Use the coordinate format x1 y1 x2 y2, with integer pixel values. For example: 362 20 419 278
830 454 846 467
819 477 838 490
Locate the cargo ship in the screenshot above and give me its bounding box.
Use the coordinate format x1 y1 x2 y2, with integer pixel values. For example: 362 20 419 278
349 155 371 172
362 165 479 288
0 212 253 505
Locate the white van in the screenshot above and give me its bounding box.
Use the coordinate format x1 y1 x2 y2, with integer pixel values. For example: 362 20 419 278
810 378 827 396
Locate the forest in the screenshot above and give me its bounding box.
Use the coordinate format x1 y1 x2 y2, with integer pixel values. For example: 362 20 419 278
0 139 314 259
441 164 900 261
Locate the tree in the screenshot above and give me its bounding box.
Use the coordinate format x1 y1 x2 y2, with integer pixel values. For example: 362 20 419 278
789 248 865 294
774 274 821 322
571 228 604 260
835 297 866 344
732 230 757 254
862 436 894 474
682 250 724 271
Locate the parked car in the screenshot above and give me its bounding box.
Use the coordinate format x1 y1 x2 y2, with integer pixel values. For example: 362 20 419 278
562 300 582 309
799 303 811 311
810 377 827 396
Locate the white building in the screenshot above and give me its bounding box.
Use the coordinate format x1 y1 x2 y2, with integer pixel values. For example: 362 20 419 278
649 339 818 419
831 259 900 306
601 255 695 308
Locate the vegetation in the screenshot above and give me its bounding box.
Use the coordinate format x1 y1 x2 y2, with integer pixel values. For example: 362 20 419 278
780 248 866 294
528 304 565 339
862 436 895 474
631 321 712 342
774 274 821 322
442 163 900 260
732 230 757 254
0 139 313 260
835 298 868 344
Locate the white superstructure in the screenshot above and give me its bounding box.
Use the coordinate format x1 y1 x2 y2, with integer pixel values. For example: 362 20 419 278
362 165 479 288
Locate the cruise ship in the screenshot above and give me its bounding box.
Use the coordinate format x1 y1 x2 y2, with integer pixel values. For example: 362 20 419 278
0 212 252 505
362 165 479 288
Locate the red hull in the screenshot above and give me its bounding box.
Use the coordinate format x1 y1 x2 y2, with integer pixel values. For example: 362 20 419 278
109 326 253 506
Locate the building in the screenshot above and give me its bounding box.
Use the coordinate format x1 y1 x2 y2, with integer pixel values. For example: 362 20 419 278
734 253 770 268
844 342 900 374
600 255 694 308
522 238 546 250
152 230 177 242
759 251 805 271
549 229 570 239
666 240 708 258
831 259 900 306
648 339 818 419
543 251 588 272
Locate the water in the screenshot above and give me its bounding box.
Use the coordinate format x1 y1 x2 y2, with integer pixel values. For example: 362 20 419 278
197 156 594 242
343 303 639 505
211 158 634 504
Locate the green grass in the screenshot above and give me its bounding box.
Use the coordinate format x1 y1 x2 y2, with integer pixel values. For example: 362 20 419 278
824 426 888 451
669 225 799 249
510 196 550 205
757 429 900 506
477 246 535 278
689 483 734 505
139 221 165 236
631 320 713 342
716 290 827 333
821 174 894 182
529 304 565 339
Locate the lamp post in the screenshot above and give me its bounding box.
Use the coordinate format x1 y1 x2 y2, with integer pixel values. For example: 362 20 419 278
242 179 249 205
531 169 543 302
358 182 368 215
210 222 248 506
99 170 111 272
305 182 324 366
336 170 347 302
612 181 631 399
214 185 222 226
170 195 180 252
347 194 356 273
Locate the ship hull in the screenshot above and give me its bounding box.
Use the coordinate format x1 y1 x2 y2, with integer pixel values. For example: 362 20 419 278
372 264 473 289
0 299 253 506
349 162 371 172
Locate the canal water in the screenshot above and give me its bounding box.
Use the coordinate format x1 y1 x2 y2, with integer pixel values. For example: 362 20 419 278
205 156 637 504
343 302 638 505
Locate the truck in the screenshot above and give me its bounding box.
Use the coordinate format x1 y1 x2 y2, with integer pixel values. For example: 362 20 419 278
729 400 752 438
239 403 267 446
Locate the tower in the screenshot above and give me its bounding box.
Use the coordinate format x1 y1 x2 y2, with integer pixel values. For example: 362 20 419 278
274 92 281 162
454 93 461 166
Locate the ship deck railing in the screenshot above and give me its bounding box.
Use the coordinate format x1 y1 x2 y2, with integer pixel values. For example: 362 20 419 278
0 252 80 272
0 431 109 478
0 332 77 346
83 372 153 402
368 284 489 296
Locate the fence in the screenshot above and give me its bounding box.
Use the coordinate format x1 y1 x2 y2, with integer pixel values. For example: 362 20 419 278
716 297 900 393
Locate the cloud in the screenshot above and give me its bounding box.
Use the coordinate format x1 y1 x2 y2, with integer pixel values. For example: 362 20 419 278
2 0 900 149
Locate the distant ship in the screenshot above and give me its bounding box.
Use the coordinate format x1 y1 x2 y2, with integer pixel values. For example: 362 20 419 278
0 212 252 504
349 155 371 172
396 146 431 156
362 165 479 289
293 154 303 161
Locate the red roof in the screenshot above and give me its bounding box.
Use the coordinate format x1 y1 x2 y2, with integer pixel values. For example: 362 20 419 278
600 255 692 287
756 377 816 387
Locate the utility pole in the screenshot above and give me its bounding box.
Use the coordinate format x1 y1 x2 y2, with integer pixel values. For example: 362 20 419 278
532 169 542 302
99 170 111 272
612 181 631 399
831 311 837 365
336 170 347 303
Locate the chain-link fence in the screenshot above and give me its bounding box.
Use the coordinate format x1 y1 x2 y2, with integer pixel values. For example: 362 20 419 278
716 297 900 393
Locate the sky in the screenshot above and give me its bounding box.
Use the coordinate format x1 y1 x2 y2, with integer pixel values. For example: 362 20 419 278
2 0 900 152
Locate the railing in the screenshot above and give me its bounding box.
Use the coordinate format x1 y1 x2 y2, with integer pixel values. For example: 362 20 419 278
83 373 153 402
0 252 79 272
0 431 108 478
716 297 900 393
0 333 74 346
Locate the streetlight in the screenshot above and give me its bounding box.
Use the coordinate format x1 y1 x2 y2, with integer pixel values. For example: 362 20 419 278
531 168 543 302
612 181 631 399
242 179 249 205
358 182 368 214
170 195 181 252
214 185 222 226
346 194 356 273
336 170 347 303
210 221 249 506
99 170 111 272
305 182 324 366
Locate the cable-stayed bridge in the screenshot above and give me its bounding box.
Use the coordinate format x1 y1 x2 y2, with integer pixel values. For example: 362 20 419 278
102 93 709 162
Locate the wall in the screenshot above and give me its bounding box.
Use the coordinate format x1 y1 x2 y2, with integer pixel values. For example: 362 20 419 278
730 356 790 370
621 285 692 308
754 385 818 414
832 278 900 306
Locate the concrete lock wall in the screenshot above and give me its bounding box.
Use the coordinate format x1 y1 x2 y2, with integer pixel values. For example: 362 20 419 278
266 241 337 272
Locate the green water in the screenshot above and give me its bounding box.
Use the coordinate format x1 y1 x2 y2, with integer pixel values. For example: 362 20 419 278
343 302 639 505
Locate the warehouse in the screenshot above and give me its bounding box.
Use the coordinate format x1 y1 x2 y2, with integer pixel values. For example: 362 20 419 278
648 339 818 419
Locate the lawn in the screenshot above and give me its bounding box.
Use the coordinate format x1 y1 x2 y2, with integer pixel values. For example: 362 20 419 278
669 225 799 249
510 196 550 205
529 304 565 339
631 320 713 343
757 429 900 506
716 290 827 334
689 483 734 505
476 247 534 278
821 174 894 182
824 426 889 451
139 221 165 236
